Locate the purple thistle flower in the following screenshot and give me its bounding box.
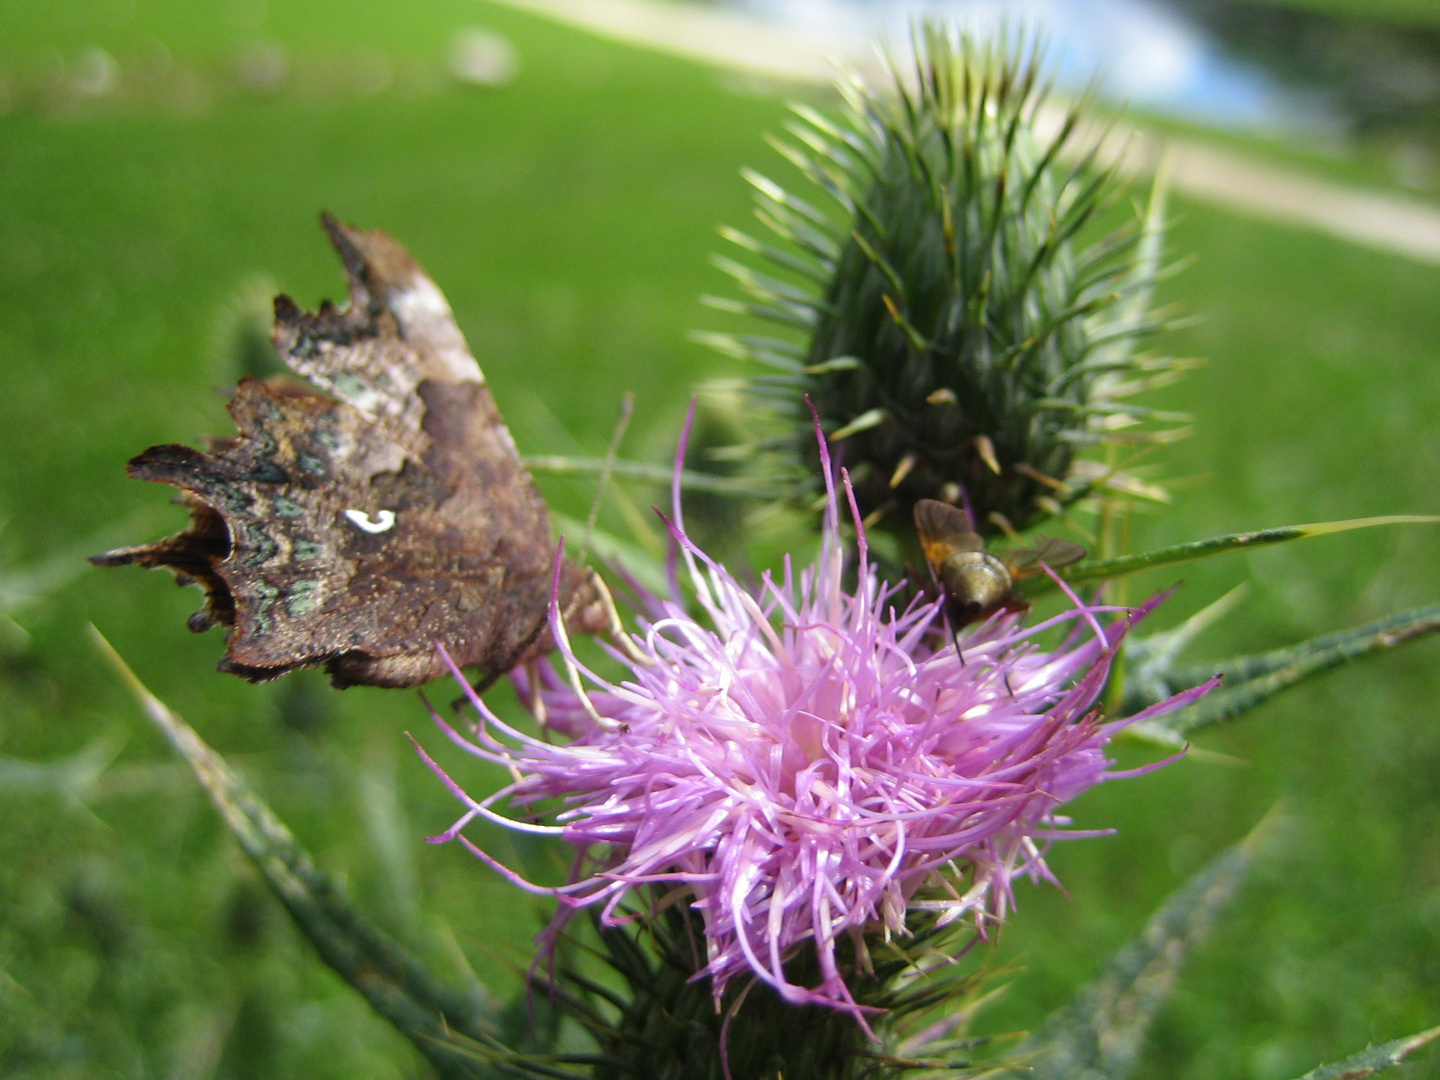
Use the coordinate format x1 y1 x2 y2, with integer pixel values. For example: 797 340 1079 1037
417 414 1211 1030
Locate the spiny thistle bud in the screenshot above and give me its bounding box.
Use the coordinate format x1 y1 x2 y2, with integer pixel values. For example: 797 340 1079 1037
701 27 1188 537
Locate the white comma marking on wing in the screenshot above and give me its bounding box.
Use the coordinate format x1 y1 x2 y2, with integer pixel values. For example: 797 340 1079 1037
343 508 397 534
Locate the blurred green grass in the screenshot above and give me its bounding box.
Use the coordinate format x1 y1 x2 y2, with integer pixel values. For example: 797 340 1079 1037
1238 0 1440 28
2 2 1439 1079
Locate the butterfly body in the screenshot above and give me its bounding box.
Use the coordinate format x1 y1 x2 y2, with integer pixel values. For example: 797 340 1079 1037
93 216 606 688
914 498 1086 627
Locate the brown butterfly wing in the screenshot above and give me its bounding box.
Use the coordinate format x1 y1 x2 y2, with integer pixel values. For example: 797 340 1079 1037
1002 536 1088 581
93 215 601 688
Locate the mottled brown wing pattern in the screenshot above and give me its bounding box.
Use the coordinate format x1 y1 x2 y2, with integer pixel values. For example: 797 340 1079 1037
93 215 603 688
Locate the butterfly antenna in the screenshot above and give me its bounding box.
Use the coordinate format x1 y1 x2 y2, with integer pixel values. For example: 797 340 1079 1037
580 391 634 564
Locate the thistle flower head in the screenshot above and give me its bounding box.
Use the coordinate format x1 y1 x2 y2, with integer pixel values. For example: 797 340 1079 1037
420 418 1207 1031
702 26 1188 536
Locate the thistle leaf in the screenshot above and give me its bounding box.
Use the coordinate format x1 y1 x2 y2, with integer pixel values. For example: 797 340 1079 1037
88 626 554 1080
1122 584 1249 711
1125 603 1440 746
1027 514 1440 593
1017 816 1276 1080
1285 1025 1440 1080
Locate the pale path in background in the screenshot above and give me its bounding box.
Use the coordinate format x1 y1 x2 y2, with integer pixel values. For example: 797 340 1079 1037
492 0 1440 266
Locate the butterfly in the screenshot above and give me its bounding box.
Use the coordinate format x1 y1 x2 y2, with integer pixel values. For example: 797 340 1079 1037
914 498 1087 626
92 215 609 688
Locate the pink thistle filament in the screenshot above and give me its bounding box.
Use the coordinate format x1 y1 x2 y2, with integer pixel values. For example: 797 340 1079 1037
417 416 1210 1025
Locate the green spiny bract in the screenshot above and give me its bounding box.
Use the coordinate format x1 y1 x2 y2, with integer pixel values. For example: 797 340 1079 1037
549 904 996 1080
702 26 1186 538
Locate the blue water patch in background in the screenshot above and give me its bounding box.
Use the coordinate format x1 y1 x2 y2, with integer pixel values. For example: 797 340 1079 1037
728 0 1338 133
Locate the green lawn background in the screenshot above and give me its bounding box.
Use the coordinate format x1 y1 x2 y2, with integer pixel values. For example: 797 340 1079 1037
2 2 1440 1078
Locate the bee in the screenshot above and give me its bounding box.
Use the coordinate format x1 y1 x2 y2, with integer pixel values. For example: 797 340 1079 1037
914 499 1087 626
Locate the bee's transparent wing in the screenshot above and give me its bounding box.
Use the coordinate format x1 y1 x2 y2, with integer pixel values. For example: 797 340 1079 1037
914 499 984 562
1006 536 1087 580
